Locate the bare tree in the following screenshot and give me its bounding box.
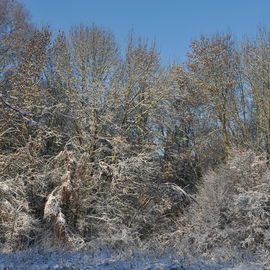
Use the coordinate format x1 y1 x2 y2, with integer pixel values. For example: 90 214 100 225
242 27 270 161
113 35 162 153
187 33 238 161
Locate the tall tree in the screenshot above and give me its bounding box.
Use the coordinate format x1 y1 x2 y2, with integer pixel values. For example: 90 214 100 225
115 35 161 152
47 25 120 163
0 0 33 82
187 33 238 161
242 27 270 160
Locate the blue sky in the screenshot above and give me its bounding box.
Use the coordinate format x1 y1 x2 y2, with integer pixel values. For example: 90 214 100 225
20 0 270 63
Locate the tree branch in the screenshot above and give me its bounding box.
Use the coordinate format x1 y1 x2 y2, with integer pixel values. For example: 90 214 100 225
0 94 33 117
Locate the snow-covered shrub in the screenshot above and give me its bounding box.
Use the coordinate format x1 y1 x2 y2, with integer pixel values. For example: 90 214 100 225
187 149 270 260
0 177 39 252
75 152 193 248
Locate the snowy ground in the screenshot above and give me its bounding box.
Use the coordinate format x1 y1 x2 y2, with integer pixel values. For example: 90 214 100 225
0 249 264 270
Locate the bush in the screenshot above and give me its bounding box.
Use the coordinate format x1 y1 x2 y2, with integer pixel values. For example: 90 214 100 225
187 149 270 261
73 151 192 248
0 177 39 252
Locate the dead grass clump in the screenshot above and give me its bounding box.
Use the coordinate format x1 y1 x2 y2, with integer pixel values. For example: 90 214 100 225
43 150 83 246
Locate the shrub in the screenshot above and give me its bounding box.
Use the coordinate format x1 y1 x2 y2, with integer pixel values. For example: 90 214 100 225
187 149 270 261
0 177 39 252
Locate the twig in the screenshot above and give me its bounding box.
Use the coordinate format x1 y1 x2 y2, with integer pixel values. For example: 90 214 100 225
0 94 32 117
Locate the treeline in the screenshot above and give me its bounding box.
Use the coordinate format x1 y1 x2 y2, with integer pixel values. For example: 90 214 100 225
1 0 270 262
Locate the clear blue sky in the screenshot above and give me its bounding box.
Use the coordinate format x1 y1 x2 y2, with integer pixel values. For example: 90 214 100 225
20 0 270 64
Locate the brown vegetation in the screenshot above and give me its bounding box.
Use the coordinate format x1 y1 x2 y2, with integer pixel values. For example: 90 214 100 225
1 0 270 264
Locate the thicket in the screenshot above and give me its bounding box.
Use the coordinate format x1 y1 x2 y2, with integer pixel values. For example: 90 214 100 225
1 0 270 264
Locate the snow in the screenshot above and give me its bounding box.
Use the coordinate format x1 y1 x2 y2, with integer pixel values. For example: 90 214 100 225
0 248 264 270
